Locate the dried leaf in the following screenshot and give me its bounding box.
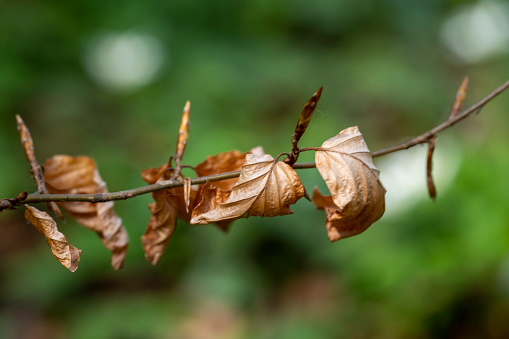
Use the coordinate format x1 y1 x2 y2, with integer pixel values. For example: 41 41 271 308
191 153 305 224
449 76 469 119
142 187 178 265
191 182 233 231
25 205 81 272
195 149 256 191
43 155 129 270
194 147 264 231
141 166 199 265
314 126 386 241
141 162 170 185
426 137 437 201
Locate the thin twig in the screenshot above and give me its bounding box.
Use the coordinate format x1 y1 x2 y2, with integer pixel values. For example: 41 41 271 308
21 171 242 204
3 79 509 207
371 79 509 157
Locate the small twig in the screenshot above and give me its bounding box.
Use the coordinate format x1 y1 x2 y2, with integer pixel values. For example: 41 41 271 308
0 191 27 211
20 171 242 204
2 79 509 208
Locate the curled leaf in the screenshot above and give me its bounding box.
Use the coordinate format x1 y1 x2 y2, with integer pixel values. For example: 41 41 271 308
193 147 264 231
43 155 129 270
191 153 305 224
191 182 233 231
142 187 178 265
141 165 199 265
314 126 386 241
195 150 245 191
25 205 81 272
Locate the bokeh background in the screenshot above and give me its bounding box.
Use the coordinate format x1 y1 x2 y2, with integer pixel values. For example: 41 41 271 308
1 1 509 338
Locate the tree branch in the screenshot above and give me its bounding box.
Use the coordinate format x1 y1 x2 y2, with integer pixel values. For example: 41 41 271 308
2 79 509 208
371 79 509 157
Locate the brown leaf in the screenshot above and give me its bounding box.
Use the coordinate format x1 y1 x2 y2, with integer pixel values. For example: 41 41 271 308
141 162 170 185
314 126 386 241
142 187 178 265
43 155 129 270
141 147 264 262
25 205 81 272
191 182 233 231
141 166 199 265
194 147 264 231
195 148 261 191
190 153 305 224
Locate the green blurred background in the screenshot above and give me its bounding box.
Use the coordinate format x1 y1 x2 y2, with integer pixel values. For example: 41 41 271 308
1 0 509 338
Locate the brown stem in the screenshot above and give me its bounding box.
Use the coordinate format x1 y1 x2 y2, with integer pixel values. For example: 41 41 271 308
3 79 509 208
371 79 509 157
20 171 242 204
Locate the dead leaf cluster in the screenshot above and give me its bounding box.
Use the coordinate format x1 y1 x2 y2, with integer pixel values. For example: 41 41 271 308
13 89 388 271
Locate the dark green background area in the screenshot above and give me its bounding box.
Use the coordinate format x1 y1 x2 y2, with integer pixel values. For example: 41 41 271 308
2 1 509 338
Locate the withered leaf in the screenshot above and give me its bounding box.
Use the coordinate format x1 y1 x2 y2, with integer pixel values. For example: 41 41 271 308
314 126 386 241
141 165 199 265
25 205 81 272
191 181 233 231
194 147 264 231
43 155 129 270
195 150 247 191
195 147 264 191
190 153 305 224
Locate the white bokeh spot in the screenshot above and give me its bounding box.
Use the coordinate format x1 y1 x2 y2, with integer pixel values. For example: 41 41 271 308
83 31 166 92
377 137 462 218
441 1 509 63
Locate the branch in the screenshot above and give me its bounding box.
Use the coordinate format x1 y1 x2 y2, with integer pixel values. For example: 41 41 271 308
2 79 509 208
371 79 509 157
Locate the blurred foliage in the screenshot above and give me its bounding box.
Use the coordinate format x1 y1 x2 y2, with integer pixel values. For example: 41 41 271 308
1 0 509 338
